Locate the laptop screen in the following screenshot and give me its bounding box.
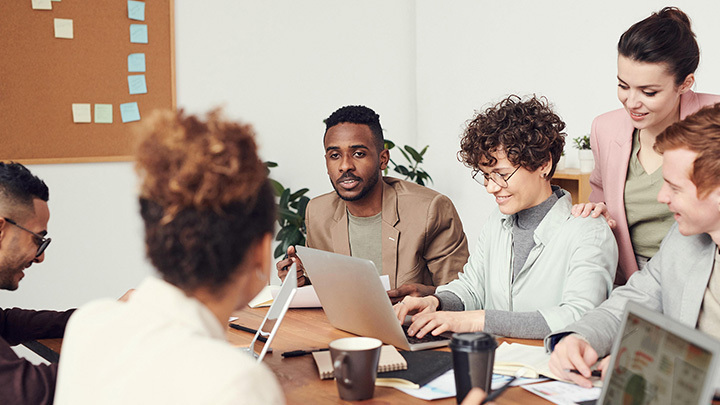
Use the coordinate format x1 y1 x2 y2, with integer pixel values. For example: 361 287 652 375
601 304 717 404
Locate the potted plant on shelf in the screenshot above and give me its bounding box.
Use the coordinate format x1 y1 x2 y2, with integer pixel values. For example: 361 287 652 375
573 135 593 172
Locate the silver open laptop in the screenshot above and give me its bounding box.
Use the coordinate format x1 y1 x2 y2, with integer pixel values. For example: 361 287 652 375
596 301 720 404
296 246 449 351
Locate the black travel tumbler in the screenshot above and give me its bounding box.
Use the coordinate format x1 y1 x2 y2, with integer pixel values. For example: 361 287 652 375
450 332 497 404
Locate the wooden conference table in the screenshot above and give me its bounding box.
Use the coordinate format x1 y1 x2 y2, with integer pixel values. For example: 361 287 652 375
35 307 552 404
225 307 551 405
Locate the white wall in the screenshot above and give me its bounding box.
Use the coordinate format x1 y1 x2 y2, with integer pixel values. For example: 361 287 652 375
3 0 720 310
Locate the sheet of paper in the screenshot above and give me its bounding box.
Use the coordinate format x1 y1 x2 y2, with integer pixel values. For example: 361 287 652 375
380 274 390 291
127 0 145 21
523 381 601 405
130 24 148 44
228 316 238 322
51 0 61 2
94 104 112 124
248 285 276 308
128 74 147 94
491 374 549 390
53 18 73 39
271 285 321 308
71 103 91 123
396 369 455 400
128 53 146 72
120 102 140 123
31 0 52 10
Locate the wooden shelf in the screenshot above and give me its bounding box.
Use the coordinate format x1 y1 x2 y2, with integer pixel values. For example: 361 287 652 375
552 169 591 204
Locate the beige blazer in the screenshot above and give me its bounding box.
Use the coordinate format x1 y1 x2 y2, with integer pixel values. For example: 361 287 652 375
589 90 720 284
305 177 469 289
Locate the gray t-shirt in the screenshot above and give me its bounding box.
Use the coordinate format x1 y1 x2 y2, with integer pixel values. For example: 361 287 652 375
348 211 383 275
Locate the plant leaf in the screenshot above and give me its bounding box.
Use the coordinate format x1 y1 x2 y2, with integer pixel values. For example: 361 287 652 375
399 148 411 163
296 196 310 219
274 243 286 259
419 145 429 156
394 165 409 176
265 161 278 168
404 145 423 163
384 140 396 150
270 179 285 197
289 188 309 201
279 188 290 209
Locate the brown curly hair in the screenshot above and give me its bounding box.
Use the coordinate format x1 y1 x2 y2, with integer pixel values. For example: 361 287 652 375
135 109 275 293
458 95 566 178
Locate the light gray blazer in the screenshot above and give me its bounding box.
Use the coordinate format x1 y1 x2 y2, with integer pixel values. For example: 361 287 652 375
545 223 716 356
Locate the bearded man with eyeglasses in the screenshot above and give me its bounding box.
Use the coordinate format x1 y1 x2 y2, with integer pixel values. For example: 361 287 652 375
0 161 70 405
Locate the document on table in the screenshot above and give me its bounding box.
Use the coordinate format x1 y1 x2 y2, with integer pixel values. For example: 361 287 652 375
523 381 601 405
250 275 392 309
395 369 549 401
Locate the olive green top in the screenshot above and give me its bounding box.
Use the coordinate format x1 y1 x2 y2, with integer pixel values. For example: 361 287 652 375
347 211 383 275
624 129 674 258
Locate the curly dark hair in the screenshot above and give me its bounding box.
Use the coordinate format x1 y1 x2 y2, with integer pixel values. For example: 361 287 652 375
458 95 566 178
135 109 275 293
324 105 384 151
618 7 698 86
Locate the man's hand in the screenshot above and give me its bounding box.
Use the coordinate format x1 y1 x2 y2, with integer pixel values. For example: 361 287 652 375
570 202 616 229
548 334 600 388
276 246 308 287
387 283 436 304
406 309 485 339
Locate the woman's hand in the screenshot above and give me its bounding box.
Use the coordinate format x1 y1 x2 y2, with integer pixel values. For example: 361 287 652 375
406 310 485 339
570 202 616 228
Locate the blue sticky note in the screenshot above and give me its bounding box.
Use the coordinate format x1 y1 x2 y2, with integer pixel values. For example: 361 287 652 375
130 24 148 44
128 1 145 21
120 102 140 123
128 53 146 72
128 75 147 95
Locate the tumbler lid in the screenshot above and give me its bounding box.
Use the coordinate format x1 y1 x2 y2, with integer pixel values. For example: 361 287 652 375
449 332 497 351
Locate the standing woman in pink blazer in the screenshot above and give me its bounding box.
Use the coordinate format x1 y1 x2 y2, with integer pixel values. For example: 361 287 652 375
574 7 720 285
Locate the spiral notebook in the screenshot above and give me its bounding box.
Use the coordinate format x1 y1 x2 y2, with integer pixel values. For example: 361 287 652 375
312 345 407 379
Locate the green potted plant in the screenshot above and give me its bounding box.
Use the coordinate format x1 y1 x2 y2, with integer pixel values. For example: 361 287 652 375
573 135 593 172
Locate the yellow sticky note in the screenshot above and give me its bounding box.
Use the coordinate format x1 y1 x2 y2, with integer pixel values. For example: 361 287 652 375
72 104 91 123
54 18 73 39
94 104 113 124
31 0 52 10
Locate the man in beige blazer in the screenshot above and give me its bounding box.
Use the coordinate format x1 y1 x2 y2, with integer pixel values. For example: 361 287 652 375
277 105 468 302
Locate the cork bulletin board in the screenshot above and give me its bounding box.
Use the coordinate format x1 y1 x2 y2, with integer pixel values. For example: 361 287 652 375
0 0 176 164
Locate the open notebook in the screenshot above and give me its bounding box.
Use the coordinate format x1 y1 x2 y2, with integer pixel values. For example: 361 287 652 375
312 345 406 379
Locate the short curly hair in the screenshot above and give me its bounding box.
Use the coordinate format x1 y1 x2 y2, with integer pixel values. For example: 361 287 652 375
135 108 275 293
324 105 384 151
458 95 566 178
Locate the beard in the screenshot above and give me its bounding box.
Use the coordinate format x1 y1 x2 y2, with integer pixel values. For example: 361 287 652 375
0 261 24 291
331 170 380 202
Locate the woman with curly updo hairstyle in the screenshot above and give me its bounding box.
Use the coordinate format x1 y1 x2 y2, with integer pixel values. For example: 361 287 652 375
54 109 284 404
395 95 617 340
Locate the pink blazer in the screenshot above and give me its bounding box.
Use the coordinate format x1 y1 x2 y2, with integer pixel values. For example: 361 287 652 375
589 90 720 284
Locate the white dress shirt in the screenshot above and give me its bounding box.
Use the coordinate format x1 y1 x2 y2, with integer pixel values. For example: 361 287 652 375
54 276 284 404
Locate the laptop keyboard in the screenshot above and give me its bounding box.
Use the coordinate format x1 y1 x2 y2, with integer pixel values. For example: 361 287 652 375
402 324 450 344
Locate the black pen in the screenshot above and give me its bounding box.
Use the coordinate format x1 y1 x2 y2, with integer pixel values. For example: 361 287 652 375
570 369 602 378
482 375 516 404
229 323 267 343
281 348 329 358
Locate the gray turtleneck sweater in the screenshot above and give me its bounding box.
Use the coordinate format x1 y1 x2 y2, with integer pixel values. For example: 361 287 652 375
435 188 564 339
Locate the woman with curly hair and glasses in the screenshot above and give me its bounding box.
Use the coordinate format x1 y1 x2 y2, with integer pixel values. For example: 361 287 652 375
54 109 284 404
394 95 618 339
